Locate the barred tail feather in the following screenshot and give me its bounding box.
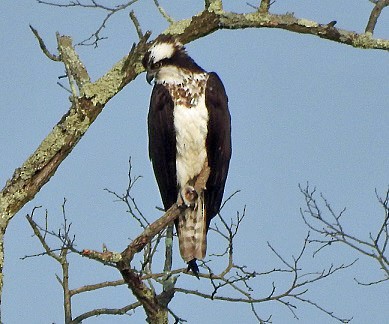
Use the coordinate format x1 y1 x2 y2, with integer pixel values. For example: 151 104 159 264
178 192 207 262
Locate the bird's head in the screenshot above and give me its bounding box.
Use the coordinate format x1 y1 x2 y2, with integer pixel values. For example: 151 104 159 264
142 36 184 84
142 35 203 85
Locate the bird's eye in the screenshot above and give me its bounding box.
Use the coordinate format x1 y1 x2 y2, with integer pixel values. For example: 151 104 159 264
153 62 162 69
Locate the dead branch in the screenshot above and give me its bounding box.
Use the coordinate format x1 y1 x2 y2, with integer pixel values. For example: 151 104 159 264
70 279 125 296
176 234 354 323
175 205 352 322
39 1 389 50
114 162 210 322
299 184 389 284
26 201 73 322
29 25 60 61
25 166 359 323
366 0 389 34
70 302 141 323
130 10 143 40
0 29 150 236
37 0 140 46
153 0 175 24
25 202 143 322
105 158 149 230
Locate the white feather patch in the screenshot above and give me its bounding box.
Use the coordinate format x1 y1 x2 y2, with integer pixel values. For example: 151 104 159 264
149 42 176 63
174 94 209 188
156 66 186 84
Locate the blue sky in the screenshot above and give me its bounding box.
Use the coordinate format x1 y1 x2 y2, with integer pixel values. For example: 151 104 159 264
1 1 389 323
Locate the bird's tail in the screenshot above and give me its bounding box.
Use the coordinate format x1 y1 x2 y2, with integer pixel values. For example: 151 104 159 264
177 191 207 266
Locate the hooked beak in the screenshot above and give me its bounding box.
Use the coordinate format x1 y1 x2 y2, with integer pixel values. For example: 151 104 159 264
146 70 156 85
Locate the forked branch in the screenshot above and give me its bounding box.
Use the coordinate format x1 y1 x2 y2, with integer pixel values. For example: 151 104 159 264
299 184 389 284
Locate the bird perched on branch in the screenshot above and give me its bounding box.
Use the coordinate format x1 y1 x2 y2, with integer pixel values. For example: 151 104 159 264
142 35 231 276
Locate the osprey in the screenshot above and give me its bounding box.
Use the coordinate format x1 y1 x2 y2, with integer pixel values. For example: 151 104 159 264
142 36 231 276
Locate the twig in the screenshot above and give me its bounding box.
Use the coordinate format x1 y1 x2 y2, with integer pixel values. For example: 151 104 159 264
365 0 389 34
26 207 62 263
299 184 389 284
176 227 352 322
354 276 389 286
153 0 175 24
26 202 74 322
29 25 60 61
219 190 240 212
38 0 140 47
70 279 125 296
70 302 141 323
25 202 145 322
129 10 143 39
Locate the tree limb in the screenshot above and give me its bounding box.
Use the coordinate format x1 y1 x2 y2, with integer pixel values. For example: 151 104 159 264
365 0 389 34
153 0 175 24
29 25 60 61
0 31 150 230
299 184 389 283
37 0 141 47
171 9 389 50
70 302 141 323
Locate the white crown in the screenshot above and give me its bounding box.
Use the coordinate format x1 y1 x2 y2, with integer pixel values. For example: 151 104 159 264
149 40 182 63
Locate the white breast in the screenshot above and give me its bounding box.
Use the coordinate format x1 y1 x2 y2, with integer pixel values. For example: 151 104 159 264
174 88 209 189
157 70 209 189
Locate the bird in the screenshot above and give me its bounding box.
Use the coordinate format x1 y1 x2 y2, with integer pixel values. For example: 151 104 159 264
142 35 231 276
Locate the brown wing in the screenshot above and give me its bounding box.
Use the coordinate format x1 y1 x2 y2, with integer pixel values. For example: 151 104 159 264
148 84 178 211
205 72 232 228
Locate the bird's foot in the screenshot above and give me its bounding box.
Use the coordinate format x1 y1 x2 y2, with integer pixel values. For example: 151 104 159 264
178 185 198 208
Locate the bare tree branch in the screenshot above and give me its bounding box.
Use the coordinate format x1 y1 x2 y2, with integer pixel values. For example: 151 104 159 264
29 25 60 61
299 184 389 284
105 158 149 229
0 30 150 239
153 0 175 24
366 0 389 34
37 0 141 46
176 238 354 323
25 202 144 322
26 201 74 322
70 279 125 296
70 302 141 323
130 10 143 40
24 163 359 323
178 208 352 322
